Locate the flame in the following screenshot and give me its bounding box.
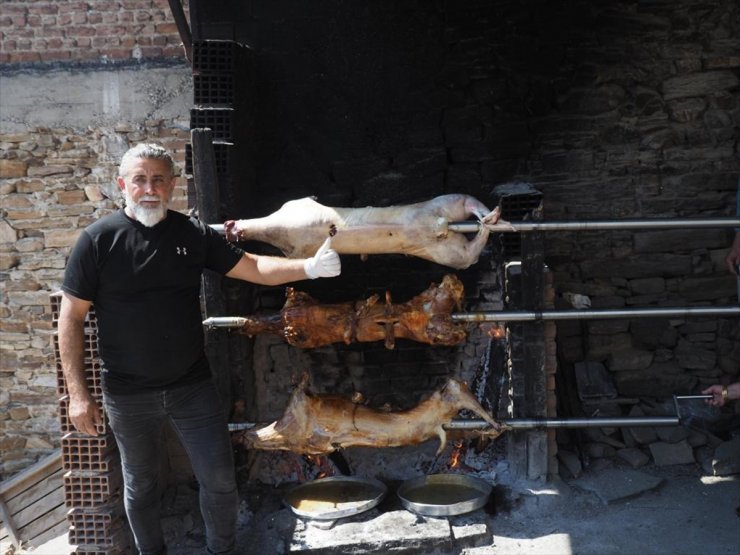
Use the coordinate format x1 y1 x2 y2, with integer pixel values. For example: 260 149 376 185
449 440 465 469
302 454 336 480
487 324 506 339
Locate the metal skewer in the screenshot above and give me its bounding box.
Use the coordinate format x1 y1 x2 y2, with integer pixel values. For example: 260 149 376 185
205 305 740 330
450 217 740 233
211 218 740 236
226 395 714 433
452 306 740 323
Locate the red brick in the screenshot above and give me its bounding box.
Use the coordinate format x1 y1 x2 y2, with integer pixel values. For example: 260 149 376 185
28 4 59 15
96 25 127 36
39 51 71 62
162 46 186 58
66 2 91 12
134 11 152 22
138 46 162 57
0 53 10 63
41 26 63 37
76 49 102 61
1 6 28 16
96 1 121 10
104 49 131 59
9 51 41 63
155 22 177 34
66 25 96 37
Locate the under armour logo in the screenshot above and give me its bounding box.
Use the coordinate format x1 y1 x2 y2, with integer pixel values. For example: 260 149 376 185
176 246 188 255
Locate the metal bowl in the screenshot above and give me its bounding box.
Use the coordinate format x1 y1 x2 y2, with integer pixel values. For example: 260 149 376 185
397 473 492 517
284 475 387 521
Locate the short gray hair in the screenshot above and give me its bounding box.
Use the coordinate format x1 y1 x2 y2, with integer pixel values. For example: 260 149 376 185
118 143 176 177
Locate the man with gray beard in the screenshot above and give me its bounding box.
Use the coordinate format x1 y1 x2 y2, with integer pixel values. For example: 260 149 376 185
58 143 341 555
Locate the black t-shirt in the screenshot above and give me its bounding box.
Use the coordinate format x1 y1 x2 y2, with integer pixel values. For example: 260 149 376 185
62 209 243 394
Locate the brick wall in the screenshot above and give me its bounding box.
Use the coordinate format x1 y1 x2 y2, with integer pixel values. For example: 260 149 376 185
0 0 188 64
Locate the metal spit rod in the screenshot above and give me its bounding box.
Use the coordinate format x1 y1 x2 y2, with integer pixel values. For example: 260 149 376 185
227 395 714 432
445 416 680 429
210 218 740 235
227 416 680 432
204 306 740 329
452 306 740 323
449 217 740 233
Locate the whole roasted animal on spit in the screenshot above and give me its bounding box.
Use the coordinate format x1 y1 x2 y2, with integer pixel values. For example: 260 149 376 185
234 274 468 349
240 374 505 455
223 194 513 269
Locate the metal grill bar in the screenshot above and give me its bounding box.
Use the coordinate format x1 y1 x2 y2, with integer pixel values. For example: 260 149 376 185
452 306 740 322
210 217 740 235
445 416 679 429
205 306 740 329
227 415 680 432
450 217 740 233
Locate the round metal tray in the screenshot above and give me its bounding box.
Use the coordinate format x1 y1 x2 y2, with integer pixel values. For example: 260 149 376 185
284 475 388 521
397 473 492 517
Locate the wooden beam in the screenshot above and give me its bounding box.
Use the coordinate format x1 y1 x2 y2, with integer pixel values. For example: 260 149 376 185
0 450 61 499
0 494 21 548
191 128 231 411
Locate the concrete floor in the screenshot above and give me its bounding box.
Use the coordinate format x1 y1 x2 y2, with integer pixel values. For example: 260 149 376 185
20 459 739 555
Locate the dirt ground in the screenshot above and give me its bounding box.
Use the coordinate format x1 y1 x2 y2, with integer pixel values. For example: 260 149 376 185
22 458 739 555
474 463 739 555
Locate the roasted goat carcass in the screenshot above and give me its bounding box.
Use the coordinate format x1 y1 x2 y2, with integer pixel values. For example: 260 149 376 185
224 194 513 269
241 375 504 455
235 274 468 349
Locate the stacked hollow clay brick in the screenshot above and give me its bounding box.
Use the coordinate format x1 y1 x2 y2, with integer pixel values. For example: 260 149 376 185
51 292 134 555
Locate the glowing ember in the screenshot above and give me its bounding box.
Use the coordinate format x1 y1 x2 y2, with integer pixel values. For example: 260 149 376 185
486 324 506 339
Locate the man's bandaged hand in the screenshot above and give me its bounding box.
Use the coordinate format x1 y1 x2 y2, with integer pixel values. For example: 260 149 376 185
304 237 341 279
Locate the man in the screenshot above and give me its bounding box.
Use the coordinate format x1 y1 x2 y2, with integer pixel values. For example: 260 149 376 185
704 183 740 408
58 143 340 555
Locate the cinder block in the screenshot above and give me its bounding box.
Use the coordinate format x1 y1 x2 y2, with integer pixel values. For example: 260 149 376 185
59 395 108 435
61 434 118 472
63 471 122 509
67 506 127 545
56 359 103 398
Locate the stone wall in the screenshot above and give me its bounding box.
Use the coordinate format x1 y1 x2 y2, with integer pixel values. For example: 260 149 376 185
0 2 191 479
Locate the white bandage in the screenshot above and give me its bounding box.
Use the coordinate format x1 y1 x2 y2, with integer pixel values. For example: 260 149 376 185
304 237 341 279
